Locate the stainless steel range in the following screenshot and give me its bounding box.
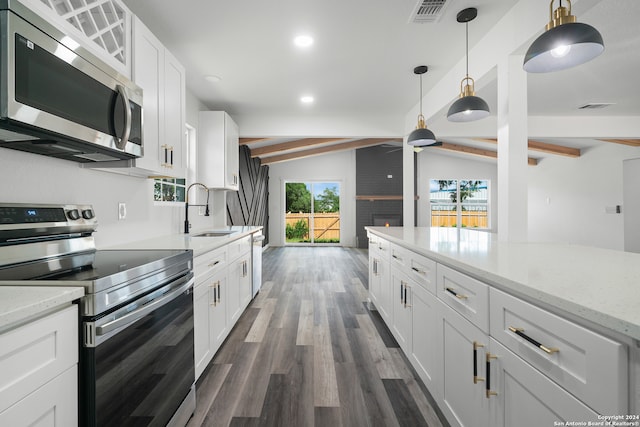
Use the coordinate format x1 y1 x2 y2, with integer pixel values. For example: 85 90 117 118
0 203 196 427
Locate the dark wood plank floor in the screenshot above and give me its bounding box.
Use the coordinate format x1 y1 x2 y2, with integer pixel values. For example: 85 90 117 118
187 247 446 427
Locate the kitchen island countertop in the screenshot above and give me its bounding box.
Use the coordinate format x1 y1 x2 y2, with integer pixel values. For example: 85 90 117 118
366 226 640 342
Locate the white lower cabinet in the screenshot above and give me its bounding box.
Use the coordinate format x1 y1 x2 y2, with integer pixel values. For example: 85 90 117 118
237 253 253 310
437 299 489 427
194 280 213 379
0 305 78 426
368 234 392 322
193 236 256 381
490 287 628 415
210 272 229 353
366 231 630 427
391 267 413 353
487 338 599 427
410 281 439 393
0 366 77 427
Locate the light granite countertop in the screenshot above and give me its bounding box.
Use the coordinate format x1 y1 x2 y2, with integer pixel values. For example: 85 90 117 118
107 226 263 256
366 226 640 342
0 286 84 333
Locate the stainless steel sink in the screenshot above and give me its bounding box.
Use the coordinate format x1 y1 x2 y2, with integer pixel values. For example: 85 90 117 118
192 230 238 237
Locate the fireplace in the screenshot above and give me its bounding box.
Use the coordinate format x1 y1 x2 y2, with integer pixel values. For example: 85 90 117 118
372 214 402 227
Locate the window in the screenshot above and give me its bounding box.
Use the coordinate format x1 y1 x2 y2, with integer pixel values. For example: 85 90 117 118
154 178 186 203
429 180 489 229
284 181 341 244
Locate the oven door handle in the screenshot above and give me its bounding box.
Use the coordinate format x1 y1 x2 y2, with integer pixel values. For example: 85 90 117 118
95 275 193 336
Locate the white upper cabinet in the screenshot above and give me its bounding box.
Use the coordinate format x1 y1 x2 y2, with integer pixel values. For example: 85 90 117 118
131 17 186 178
29 0 132 77
198 111 239 190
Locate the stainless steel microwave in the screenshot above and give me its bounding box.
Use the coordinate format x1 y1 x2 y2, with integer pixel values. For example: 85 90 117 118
0 0 143 162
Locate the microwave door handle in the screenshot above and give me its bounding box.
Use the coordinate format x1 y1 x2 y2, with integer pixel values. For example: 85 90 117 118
95 276 193 336
114 85 132 150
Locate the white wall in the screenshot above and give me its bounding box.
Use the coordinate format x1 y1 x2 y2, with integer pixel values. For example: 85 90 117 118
415 143 640 250
268 150 356 247
416 152 499 232
623 158 640 253
0 90 215 249
528 143 640 250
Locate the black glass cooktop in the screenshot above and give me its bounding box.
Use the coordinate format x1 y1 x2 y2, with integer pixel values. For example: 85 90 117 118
0 249 191 284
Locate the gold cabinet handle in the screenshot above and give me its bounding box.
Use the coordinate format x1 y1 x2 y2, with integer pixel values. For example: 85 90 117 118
486 352 498 398
208 260 221 268
509 326 559 354
473 341 485 384
445 287 468 300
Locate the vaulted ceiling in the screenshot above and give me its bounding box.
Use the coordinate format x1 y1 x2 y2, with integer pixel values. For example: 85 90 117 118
123 0 640 165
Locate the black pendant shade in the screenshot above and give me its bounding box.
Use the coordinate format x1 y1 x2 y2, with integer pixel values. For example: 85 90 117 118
523 22 604 73
446 8 490 123
407 65 440 147
407 126 441 147
524 0 604 73
447 94 490 122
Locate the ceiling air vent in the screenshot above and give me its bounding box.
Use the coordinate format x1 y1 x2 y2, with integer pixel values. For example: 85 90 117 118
578 103 615 110
409 0 449 24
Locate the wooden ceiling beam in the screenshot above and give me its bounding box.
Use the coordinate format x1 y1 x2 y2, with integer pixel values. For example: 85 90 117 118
260 138 402 165
250 138 350 157
239 137 273 145
598 138 640 147
474 138 580 157
439 142 538 166
526 140 580 157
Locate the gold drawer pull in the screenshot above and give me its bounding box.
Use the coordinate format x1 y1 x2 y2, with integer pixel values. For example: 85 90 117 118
446 287 468 300
208 260 221 268
509 327 559 354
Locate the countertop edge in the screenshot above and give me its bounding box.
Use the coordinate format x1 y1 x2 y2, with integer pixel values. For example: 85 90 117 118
107 226 263 257
0 286 84 333
366 227 640 343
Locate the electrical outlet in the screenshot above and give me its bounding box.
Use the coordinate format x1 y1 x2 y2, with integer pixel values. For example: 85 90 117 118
118 202 127 220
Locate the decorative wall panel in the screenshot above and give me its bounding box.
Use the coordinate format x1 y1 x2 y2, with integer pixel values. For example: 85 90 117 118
227 145 269 245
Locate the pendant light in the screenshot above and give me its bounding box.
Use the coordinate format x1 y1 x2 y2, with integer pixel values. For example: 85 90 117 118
524 0 604 73
407 66 441 147
447 8 490 123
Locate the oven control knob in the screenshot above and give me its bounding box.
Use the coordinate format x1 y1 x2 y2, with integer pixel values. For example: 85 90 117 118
82 209 94 220
67 209 80 220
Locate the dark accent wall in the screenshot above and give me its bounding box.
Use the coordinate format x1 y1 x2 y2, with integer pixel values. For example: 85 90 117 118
355 146 404 248
227 145 269 246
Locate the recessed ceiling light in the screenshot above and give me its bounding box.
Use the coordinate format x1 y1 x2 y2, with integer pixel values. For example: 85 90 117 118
205 75 222 83
300 95 314 104
293 35 314 48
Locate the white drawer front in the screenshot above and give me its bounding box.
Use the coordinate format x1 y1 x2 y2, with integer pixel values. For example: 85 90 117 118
436 264 489 332
229 235 251 262
0 305 78 412
490 288 628 415
0 366 77 427
194 246 227 284
407 252 437 295
390 244 409 270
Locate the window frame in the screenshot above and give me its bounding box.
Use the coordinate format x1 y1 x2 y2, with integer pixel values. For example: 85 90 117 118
429 179 490 230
